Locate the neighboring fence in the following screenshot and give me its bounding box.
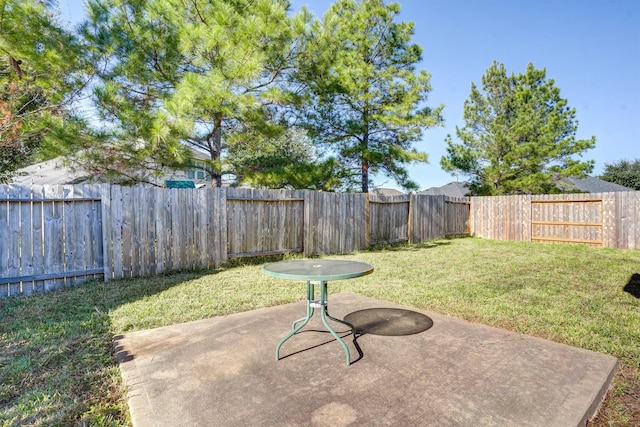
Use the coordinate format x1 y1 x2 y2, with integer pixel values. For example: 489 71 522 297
0 184 469 297
103 185 227 280
5 183 637 298
226 188 304 258
0 184 105 296
470 191 640 249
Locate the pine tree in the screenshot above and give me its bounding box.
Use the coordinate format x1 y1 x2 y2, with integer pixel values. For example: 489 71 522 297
441 61 596 195
297 0 442 193
227 127 344 190
0 0 88 182
82 0 309 186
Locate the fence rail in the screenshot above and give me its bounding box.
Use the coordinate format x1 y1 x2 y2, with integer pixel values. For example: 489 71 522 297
0 184 469 297
3 184 638 298
470 191 640 249
0 184 105 296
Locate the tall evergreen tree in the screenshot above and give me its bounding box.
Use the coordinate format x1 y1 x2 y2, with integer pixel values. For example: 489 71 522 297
0 0 88 183
441 61 595 195
296 0 443 193
82 0 309 186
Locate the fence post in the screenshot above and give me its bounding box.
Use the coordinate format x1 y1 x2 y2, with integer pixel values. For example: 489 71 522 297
365 192 370 248
407 193 414 244
99 184 111 282
303 190 312 257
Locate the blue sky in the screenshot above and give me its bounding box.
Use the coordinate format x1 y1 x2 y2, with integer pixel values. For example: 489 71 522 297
58 0 640 191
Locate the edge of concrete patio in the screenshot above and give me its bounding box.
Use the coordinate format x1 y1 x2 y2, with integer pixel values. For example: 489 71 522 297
114 293 618 427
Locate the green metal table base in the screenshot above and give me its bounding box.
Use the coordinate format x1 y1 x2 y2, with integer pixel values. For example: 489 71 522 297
276 280 356 365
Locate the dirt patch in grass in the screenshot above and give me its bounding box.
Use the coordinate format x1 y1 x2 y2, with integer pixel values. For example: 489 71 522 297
589 366 640 426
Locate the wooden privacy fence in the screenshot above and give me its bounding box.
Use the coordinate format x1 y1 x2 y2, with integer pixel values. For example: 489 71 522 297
0 184 469 297
470 191 640 249
0 185 105 297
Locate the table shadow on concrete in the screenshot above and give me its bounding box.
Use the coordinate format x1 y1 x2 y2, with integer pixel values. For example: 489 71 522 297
278 307 433 363
277 328 364 364
345 307 434 336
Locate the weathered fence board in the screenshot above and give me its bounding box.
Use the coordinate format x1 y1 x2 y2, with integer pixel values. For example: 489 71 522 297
18 185 34 294
0 186 11 296
444 198 471 236
104 186 227 280
43 186 63 290
5 184 640 297
0 184 104 296
369 194 410 245
31 186 45 292
7 186 20 295
304 191 368 256
615 191 640 249
531 195 603 246
226 188 304 258
411 194 447 242
471 191 640 249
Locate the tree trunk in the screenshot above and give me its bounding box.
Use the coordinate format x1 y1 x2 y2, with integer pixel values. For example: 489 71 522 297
361 161 369 193
361 111 369 193
208 113 223 187
212 125 222 187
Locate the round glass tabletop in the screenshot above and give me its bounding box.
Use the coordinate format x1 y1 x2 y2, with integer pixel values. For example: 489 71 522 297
262 259 373 282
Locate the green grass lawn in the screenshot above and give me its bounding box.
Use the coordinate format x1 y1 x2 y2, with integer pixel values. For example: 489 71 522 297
1 238 639 426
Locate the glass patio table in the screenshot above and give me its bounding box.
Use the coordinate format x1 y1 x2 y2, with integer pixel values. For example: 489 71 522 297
262 259 373 365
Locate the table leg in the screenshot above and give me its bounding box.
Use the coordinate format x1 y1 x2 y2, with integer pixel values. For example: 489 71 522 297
319 281 356 365
276 280 356 365
290 282 315 332
275 282 315 361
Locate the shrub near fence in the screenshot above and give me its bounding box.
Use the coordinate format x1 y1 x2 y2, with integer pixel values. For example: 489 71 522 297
0 184 469 297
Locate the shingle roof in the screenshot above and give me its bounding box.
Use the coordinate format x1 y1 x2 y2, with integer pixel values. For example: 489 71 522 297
419 181 470 198
10 146 212 187
420 177 633 197
11 158 89 186
370 188 406 196
560 176 633 193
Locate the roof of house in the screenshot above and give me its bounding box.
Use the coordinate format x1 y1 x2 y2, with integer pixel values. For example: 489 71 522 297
419 177 633 197
11 157 90 186
370 188 406 197
10 146 212 187
419 181 470 198
559 176 634 193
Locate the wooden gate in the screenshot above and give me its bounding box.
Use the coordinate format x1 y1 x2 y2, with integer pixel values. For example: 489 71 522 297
530 198 603 247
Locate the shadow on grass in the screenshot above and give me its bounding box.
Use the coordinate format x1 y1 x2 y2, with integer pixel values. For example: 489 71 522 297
367 239 454 252
0 273 207 425
0 254 295 426
624 273 640 299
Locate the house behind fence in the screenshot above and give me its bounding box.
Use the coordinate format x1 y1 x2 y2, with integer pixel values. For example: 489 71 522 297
0 184 469 297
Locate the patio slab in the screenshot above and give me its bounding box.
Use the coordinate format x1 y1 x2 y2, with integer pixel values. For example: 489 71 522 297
114 293 617 427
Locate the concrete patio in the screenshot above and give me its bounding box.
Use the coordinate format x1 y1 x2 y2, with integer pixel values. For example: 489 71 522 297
114 293 618 426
